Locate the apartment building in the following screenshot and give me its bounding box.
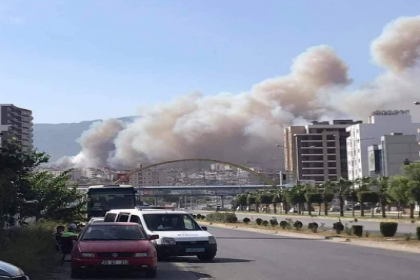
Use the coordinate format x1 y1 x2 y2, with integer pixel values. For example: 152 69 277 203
0 104 33 150
347 110 420 180
129 162 168 186
284 120 361 184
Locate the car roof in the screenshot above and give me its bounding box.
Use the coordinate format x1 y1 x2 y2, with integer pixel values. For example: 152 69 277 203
88 222 139 226
106 209 189 215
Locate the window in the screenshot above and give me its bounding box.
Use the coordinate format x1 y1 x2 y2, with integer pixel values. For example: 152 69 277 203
129 215 142 225
82 225 146 241
104 213 117 222
143 214 202 231
118 213 129 222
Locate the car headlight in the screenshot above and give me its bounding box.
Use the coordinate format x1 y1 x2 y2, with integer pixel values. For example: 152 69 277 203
161 237 176 245
208 236 217 245
134 252 151 257
81 253 95 258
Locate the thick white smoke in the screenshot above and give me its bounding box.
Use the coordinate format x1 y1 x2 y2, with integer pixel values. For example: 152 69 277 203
58 15 420 169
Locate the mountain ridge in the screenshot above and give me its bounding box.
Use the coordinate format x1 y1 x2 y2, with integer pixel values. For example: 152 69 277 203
33 116 135 162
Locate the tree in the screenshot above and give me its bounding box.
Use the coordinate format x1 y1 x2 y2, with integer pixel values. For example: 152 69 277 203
320 181 335 216
22 171 85 222
286 185 306 214
0 140 49 227
304 192 322 216
334 178 352 217
257 192 273 213
388 175 410 218
271 190 282 214
402 163 420 218
246 194 257 212
375 176 390 218
236 194 248 211
354 176 373 217
357 191 379 217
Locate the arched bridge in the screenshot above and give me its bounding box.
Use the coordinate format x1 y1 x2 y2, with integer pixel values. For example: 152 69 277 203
114 158 277 187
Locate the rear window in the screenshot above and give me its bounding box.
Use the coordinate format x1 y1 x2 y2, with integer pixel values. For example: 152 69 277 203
143 214 201 231
104 213 117 222
81 225 146 241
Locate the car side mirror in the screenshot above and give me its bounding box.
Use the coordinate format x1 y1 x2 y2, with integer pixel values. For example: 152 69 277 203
149 234 159 240
201 226 207 231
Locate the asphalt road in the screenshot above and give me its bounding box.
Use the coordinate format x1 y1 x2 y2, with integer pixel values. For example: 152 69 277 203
171 226 420 280
191 210 419 234
56 262 200 280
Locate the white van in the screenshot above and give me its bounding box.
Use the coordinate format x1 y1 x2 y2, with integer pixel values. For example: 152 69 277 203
104 209 217 260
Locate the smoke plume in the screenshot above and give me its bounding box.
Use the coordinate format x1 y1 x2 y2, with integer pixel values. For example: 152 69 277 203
57 15 420 169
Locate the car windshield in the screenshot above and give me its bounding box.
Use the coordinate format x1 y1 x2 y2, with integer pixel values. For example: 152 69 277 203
81 225 146 241
143 214 202 231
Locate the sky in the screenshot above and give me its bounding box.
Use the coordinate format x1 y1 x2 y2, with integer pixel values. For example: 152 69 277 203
1 0 420 124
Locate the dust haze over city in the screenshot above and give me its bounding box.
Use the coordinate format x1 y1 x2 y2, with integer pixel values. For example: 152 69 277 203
56 15 420 169
4 2 420 280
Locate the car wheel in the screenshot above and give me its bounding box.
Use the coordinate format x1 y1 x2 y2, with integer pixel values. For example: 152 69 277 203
146 267 157 278
197 252 216 261
70 267 82 279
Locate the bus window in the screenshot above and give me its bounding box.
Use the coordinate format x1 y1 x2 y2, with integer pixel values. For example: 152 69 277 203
129 215 142 225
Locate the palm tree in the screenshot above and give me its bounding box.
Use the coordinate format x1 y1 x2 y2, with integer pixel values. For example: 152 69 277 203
320 181 335 216
271 190 282 214
334 178 352 217
376 176 389 218
355 176 373 217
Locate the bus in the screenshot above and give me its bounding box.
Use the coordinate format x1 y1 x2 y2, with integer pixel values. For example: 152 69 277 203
87 185 137 219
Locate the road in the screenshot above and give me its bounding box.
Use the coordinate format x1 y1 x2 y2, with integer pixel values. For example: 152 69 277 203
191 210 419 234
56 226 420 280
171 226 420 280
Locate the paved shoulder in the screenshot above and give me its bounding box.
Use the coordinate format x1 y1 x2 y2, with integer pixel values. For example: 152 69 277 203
52 262 200 280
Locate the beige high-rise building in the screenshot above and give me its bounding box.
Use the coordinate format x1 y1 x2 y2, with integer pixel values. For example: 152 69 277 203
284 120 361 184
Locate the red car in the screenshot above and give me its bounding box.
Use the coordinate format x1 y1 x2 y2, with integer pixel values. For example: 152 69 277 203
71 222 158 278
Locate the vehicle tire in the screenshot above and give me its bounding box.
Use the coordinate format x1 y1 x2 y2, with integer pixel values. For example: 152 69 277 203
197 252 216 261
70 267 82 279
146 267 157 278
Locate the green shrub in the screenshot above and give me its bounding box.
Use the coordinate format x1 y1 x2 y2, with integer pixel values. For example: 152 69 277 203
193 214 197 219
380 222 398 237
404 233 412 241
205 212 238 223
352 225 363 237
0 222 58 280
196 214 202 219
200 215 206 220
333 222 344 234
270 219 278 227
256 218 263 225
308 222 318 233
279 221 289 229
262 220 269 226
243 217 251 224
416 227 420 241
293 221 303 230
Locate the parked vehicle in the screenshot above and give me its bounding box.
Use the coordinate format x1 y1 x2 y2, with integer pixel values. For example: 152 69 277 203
104 209 217 261
87 217 105 224
71 222 158 278
0 260 30 280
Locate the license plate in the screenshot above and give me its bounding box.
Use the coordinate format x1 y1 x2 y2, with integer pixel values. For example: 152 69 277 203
185 248 205 253
100 260 129 265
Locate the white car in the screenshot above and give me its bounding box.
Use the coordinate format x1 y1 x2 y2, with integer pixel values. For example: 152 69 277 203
104 209 217 261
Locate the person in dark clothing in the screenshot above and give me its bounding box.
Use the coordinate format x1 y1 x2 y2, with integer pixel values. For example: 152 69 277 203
54 226 65 251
